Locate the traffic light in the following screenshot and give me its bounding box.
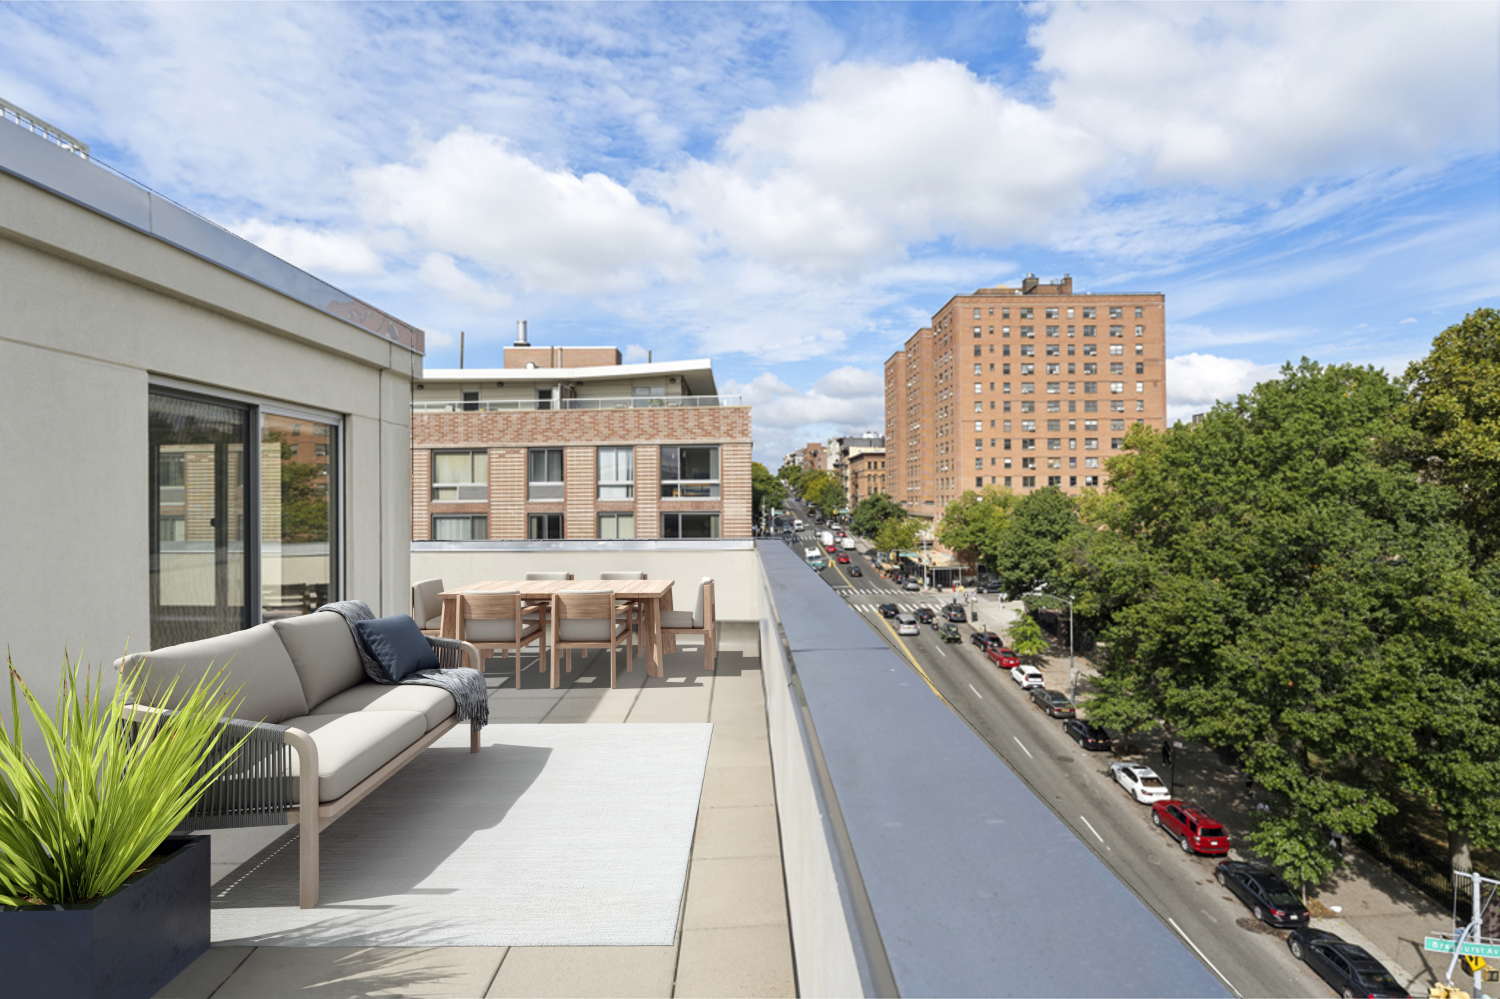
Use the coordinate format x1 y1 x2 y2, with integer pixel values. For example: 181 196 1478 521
1462 954 1487 975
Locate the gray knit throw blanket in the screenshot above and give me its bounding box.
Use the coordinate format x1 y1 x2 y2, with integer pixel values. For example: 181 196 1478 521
316 600 489 734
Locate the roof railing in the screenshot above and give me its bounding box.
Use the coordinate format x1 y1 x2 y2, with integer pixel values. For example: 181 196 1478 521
412 394 741 413
0 97 89 158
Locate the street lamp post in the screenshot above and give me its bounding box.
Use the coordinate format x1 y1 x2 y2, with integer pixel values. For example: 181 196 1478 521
1025 585 1076 702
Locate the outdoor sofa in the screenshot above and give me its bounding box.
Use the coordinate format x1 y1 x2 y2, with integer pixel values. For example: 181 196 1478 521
115 611 481 908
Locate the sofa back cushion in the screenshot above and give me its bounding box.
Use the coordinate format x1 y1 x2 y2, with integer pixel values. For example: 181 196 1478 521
119 624 309 724
354 615 440 682
272 612 368 708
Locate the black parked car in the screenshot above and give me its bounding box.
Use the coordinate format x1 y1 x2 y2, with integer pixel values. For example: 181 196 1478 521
1215 861 1310 928
848 565 863 577
978 580 1004 593
1029 688 1076 718
1063 719 1112 751
942 604 967 622
1287 929 1408 997
970 631 1002 649
878 603 899 618
915 607 936 625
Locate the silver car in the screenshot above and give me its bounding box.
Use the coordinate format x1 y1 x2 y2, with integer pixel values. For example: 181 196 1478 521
895 614 920 636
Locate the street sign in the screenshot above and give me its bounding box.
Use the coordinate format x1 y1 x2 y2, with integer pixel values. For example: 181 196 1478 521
1425 937 1500 959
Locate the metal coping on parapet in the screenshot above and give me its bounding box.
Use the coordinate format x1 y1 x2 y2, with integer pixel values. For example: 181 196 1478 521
0 97 88 158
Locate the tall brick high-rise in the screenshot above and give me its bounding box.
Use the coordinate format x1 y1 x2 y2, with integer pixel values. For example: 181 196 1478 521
884 275 1166 520
411 325 750 540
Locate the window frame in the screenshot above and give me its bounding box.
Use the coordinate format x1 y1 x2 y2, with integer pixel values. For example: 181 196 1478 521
528 513 565 540
597 512 635 540
661 512 721 538
660 445 721 499
597 446 635 500
528 448 564 501
433 514 488 541
432 449 489 501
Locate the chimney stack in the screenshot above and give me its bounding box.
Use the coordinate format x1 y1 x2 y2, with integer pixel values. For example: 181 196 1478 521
514 320 529 347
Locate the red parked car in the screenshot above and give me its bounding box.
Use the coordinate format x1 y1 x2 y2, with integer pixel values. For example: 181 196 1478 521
1152 800 1231 855
985 645 1020 669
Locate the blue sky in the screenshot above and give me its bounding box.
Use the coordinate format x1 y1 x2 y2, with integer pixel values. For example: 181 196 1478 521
4 2 1496 463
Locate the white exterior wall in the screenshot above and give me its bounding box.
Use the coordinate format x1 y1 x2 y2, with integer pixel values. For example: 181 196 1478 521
0 168 417 723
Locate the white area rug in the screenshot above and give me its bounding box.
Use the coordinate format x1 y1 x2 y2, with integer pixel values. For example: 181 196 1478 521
211 723 712 947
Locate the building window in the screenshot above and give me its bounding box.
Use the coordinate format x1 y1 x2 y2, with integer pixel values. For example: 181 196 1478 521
1020 326 1034 338
1047 326 1059 337
598 512 635 539
1022 476 1036 488
1111 438 1124 449
661 445 720 498
1111 419 1126 430
433 450 488 501
1110 306 1123 319
1110 363 1124 375
1048 476 1062 487
1085 420 1099 431
974 382 983 394
1135 306 1144 318
1047 382 1060 394
1046 307 1059 319
1110 326 1124 337
462 390 479 412
528 448 564 500
662 512 720 538
434 514 487 541
1020 308 1033 319
535 388 554 410
1137 399 1146 412
1085 438 1099 450
1110 344 1124 356
598 447 634 500
1047 438 1061 450
1135 325 1145 337
1085 457 1099 468
1110 382 1125 394
1083 363 1097 375
528 513 564 539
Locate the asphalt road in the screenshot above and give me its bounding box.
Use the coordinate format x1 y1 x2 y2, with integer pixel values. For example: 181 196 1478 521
775 507 1333 998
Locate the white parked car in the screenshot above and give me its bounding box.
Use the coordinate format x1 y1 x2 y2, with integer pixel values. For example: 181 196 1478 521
1110 762 1171 804
1010 664 1045 689
895 614 921 636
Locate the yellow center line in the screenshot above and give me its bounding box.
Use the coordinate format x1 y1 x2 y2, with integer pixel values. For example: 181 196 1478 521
880 616 952 707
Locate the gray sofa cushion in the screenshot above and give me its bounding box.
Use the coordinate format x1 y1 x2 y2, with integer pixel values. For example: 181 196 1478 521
272 612 366 709
281 710 427 802
308 682 455 732
118 623 309 724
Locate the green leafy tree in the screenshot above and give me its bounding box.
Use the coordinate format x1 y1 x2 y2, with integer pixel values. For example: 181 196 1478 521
851 493 905 538
266 431 329 542
937 486 1016 573
1080 358 1500 879
1402 308 1500 568
1007 613 1049 661
751 462 787 522
988 487 1082 598
874 516 920 554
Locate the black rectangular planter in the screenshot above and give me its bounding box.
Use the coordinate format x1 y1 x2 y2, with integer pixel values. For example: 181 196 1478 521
0 834 210 999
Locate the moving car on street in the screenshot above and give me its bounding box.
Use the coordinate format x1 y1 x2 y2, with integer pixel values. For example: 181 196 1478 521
1150 800 1231 855
940 623 962 643
848 565 863 577
942 604 967 622
803 547 819 559
915 607 936 625
878 603 899 618
837 553 850 564
1286 929 1408 998
1029 688 1076 718
903 579 922 591
1215 861 1310 929
1010 664 1045 689
1063 719 1112 751
895 614 920 636
1109 762 1171 804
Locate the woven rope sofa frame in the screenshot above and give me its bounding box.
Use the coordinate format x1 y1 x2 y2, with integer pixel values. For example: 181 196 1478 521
118 634 482 909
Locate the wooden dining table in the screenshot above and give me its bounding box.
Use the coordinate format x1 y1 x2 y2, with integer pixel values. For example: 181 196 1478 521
437 579 676 684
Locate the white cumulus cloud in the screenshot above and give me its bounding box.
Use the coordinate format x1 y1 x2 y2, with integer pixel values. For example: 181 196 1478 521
416 253 512 312
233 219 385 277
1165 352 1280 425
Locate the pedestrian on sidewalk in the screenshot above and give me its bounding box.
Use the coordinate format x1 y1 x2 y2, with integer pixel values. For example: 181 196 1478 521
1161 740 1173 766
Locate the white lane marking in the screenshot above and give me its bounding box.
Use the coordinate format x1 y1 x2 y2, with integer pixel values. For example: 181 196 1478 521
968 683 982 699
934 646 946 657
1080 814 1105 843
1167 917 1240 998
1012 736 1033 759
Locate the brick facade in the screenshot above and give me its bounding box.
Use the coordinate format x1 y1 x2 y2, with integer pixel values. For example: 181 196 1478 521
886 278 1167 518
413 406 752 540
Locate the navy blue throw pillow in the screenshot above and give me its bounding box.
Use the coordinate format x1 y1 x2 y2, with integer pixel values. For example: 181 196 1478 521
354 615 440 682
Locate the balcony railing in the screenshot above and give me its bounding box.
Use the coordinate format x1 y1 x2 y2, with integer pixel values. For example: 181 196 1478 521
412 395 741 413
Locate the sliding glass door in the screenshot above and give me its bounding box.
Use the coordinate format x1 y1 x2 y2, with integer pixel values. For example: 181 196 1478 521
260 413 338 621
149 392 250 648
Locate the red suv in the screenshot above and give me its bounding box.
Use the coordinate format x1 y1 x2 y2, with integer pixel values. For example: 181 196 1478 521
1151 800 1231 855
985 645 1020 669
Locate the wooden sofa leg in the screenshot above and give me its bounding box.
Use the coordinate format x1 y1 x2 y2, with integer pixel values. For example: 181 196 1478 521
470 724 480 753
299 814 320 909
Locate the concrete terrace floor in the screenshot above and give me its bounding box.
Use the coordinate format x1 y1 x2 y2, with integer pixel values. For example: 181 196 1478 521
155 645 797 999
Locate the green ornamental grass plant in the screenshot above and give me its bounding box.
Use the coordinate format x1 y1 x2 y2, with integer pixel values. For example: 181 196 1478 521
0 651 245 907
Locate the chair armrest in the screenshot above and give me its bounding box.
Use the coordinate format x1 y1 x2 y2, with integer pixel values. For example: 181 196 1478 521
426 635 482 671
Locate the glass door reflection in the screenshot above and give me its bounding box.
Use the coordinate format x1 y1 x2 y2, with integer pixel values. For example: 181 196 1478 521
261 413 337 621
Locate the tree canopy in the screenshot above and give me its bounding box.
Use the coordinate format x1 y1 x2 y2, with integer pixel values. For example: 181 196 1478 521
751 462 787 520
988 487 1082 599
874 516 921 554
936 486 1016 572
850 493 906 538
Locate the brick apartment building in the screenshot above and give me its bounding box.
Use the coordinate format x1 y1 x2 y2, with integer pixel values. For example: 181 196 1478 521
884 274 1166 518
833 434 885 505
411 326 751 540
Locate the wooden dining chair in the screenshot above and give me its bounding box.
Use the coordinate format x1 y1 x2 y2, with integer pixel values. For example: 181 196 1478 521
660 577 716 671
456 591 546 689
519 572 572 635
412 578 445 636
598 571 646 665
549 590 631 688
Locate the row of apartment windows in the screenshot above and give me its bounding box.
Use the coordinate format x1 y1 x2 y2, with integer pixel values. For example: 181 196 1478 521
987 418 1130 432
432 445 721 502
970 305 1145 320
981 362 1146 375
975 325 1145 338
972 382 1148 396
432 512 721 541
975 344 1143 359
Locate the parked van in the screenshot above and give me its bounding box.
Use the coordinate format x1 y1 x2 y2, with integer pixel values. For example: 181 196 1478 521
841 537 856 551
793 519 804 531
